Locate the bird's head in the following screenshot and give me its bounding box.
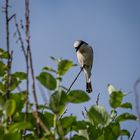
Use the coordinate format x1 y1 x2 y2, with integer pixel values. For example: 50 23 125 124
73 40 88 52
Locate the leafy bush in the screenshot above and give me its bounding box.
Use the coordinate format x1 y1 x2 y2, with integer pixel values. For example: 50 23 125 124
0 49 137 140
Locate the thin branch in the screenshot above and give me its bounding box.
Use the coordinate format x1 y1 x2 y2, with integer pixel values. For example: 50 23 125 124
33 112 51 135
25 0 38 112
8 13 15 22
134 78 140 124
130 128 137 140
25 0 51 137
96 93 100 105
14 12 29 138
5 0 10 100
14 15 26 58
25 0 41 136
14 13 29 125
82 111 86 119
84 107 88 113
66 67 83 94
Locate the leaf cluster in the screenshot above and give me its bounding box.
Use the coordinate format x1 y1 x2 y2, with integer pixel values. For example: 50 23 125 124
0 51 137 140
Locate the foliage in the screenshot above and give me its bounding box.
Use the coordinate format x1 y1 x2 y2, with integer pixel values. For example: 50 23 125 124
0 49 137 140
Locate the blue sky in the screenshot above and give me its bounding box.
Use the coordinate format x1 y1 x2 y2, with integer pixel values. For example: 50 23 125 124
0 0 140 139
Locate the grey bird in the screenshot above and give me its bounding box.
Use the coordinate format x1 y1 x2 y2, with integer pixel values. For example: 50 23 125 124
73 40 94 93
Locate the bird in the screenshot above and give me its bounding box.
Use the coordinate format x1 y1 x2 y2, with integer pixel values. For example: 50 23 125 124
73 40 94 93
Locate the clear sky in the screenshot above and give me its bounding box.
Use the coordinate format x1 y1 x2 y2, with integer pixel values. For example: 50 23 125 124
0 0 140 139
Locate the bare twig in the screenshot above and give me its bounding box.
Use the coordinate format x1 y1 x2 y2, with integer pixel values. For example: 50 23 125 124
96 93 100 105
130 128 137 140
25 0 41 136
25 0 38 112
13 11 29 137
84 107 88 113
14 14 29 125
82 111 86 119
5 0 11 100
14 15 26 58
66 67 83 94
134 78 140 124
33 112 51 135
25 0 51 137
8 13 15 22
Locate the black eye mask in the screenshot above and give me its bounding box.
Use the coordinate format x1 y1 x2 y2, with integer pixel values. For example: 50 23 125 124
75 41 88 52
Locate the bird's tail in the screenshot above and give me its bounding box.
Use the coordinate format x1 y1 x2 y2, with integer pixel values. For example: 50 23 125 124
84 69 92 93
86 81 92 93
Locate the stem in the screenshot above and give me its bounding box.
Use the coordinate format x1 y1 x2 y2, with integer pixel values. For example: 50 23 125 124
130 128 137 140
14 15 26 58
96 93 100 105
5 0 10 100
25 0 51 137
66 67 83 94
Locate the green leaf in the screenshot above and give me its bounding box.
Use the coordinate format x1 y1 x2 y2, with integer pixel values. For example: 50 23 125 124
61 116 76 128
10 77 21 91
116 113 137 122
36 72 56 90
3 132 21 140
44 112 54 128
110 109 117 120
71 135 88 140
49 90 67 115
72 121 88 131
38 111 54 128
0 48 10 59
87 105 111 127
120 129 130 138
10 91 26 112
9 122 33 133
87 123 103 140
9 72 27 91
3 99 16 117
50 56 60 63
60 116 76 135
58 59 74 76
120 102 132 109
107 84 116 95
109 91 124 108
43 66 57 73
67 90 90 103
11 72 27 80
104 122 120 140
0 61 7 77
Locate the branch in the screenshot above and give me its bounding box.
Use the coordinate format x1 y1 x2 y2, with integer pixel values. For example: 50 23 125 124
8 13 15 22
25 0 38 112
66 67 83 94
5 0 11 100
96 93 100 105
25 0 51 137
33 112 51 135
14 15 26 58
130 128 137 140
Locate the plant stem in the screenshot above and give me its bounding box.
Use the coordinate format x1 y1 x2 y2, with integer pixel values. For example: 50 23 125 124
66 67 83 94
5 0 10 100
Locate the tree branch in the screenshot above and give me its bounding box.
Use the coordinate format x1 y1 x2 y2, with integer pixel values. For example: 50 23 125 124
66 67 83 94
5 0 11 100
14 15 26 58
